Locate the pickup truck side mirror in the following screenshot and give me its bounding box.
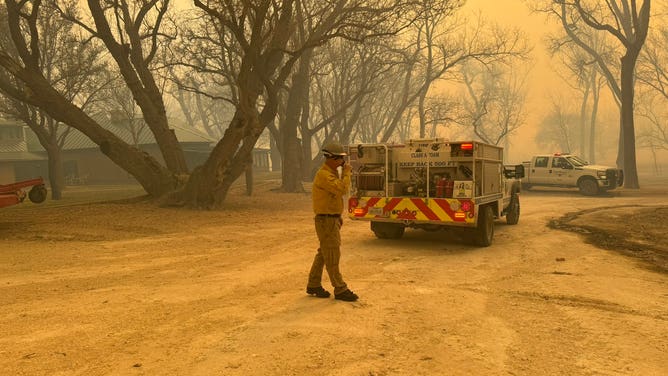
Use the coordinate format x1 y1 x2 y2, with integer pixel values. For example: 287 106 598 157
502 164 524 179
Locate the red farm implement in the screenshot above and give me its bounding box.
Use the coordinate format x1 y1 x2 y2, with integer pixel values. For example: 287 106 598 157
0 178 48 209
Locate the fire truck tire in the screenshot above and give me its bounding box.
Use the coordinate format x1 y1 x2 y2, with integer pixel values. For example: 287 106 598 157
28 185 47 203
370 222 405 239
578 177 600 196
506 194 520 225
474 206 494 247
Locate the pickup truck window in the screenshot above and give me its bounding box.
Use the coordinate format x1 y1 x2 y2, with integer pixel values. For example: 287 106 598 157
534 157 549 168
566 156 586 167
552 157 567 168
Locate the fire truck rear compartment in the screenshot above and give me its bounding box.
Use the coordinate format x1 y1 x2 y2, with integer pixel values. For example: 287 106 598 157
348 140 521 246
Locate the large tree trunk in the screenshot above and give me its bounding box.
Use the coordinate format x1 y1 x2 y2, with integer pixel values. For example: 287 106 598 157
269 130 281 172
619 53 640 189
86 0 189 176
579 84 590 157
616 117 624 168
279 54 310 193
588 73 600 164
418 89 427 138
45 145 64 200
173 78 271 208
280 135 304 192
176 112 248 208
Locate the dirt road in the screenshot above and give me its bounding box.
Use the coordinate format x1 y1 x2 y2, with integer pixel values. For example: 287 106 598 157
1 181 667 375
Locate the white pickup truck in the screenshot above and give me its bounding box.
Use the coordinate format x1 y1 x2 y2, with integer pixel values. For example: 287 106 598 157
522 154 623 195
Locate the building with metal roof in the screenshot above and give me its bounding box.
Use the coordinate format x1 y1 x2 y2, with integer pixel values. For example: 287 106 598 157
0 116 271 185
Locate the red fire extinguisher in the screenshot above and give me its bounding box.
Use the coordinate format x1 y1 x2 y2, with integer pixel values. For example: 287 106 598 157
444 179 454 198
436 177 446 197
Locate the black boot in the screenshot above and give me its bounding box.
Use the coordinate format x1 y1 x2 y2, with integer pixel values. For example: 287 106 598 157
334 289 359 302
306 286 331 298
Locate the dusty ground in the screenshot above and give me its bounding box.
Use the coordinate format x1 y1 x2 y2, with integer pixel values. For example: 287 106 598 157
1 176 667 376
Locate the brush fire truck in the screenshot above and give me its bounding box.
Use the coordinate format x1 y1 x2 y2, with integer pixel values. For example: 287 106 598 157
347 139 524 246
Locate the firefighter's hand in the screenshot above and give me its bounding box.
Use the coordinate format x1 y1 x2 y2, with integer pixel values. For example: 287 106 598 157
342 164 352 175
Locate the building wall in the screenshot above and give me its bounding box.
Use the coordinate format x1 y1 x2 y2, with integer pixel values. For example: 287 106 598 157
0 163 15 183
14 161 48 182
4 144 272 185
61 146 270 183
63 149 136 184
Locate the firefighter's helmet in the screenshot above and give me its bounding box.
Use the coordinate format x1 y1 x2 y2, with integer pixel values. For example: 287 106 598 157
322 142 347 157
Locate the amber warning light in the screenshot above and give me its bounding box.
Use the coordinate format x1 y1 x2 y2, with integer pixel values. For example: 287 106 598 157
460 143 473 150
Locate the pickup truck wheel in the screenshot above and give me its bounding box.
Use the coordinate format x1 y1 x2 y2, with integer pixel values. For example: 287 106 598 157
506 194 520 225
578 178 600 196
474 206 494 247
371 222 405 239
28 184 47 203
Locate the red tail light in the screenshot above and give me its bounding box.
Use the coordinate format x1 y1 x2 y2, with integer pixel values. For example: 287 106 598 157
460 200 472 212
348 197 359 209
460 143 473 150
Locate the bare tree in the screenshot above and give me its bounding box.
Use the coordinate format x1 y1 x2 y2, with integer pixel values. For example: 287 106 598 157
0 1 110 199
378 8 529 142
535 95 579 153
274 0 409 193
166 14 238 139
458 60 528 146
0 0 180 196
298 38 385 183
167 77 231 139
56 0 188 175
170 0 299 208
534 0 651 189
636 21 668 158
547 31 610 163
635 93 667 150
173 0 412 207
637 26 668 100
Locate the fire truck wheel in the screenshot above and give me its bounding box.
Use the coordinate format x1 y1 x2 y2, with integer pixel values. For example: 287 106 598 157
474 206 494 247
370 222 405 239
578 177 600 196
506 194 520 225
28 185 48 203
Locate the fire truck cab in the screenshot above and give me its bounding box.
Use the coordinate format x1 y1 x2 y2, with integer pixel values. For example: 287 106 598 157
347 139 523 246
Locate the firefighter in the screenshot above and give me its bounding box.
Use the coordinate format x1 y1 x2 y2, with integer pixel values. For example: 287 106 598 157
306 142 359 302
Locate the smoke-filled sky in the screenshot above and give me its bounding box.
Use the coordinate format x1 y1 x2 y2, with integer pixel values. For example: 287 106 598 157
465 0 564 162
173 1 665 170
